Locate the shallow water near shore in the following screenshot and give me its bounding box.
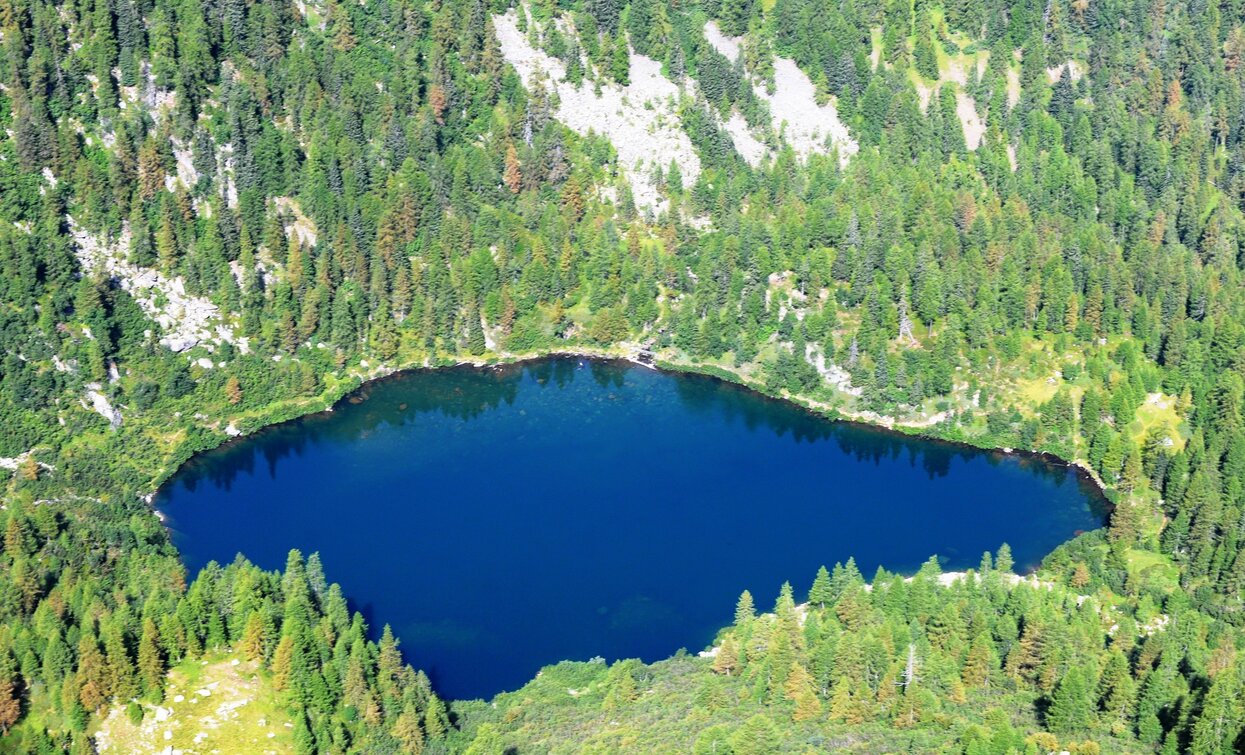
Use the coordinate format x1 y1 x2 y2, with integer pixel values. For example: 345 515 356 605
158 357 1108 699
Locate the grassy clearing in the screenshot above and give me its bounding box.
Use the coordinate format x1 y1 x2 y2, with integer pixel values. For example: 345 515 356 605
1014 375 1059 407
93 653 294 755
1125 548 1180 592
1128 395 1184 450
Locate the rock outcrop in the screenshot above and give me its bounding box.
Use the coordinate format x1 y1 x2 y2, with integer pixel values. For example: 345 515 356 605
494 8 700 216
82 383 123 429
68 217 247 355
703 22 858 166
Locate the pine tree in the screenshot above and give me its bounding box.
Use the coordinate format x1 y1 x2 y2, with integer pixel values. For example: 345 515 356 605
995 544 1014 573
240 613 267 662
3 514 32 559
137 140 164 200
0 648 21 734
1071 562 1091 588
17 455 37 483
464 723 505 755
611 37 631 85
292 713 315 753
1120 445 1144 492
1189 661 1243 754
75 633 109 712
828 677 861 724
961 632 993 689
727 714 780 755
156 210 178 272
329 0 356 50
1097 649 1136 732
914 24 939 80
424 694 448 739
718 0 755 36
466 300 486 355
766 630 795 699
271 635 294 691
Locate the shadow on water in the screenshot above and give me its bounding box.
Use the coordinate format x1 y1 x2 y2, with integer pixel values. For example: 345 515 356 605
665 363 1107 510
175 362 529 494
174 357 1107 511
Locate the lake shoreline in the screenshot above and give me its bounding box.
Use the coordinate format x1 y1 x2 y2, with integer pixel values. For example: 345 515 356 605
156 349 1110 700
150 343 1113 531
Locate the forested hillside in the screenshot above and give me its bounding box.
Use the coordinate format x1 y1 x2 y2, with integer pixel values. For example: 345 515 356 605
1 0 1245 747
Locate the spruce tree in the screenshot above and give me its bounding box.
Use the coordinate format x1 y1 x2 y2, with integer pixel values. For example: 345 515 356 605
734 590 755 627
1046 667 1093 733
809 565 832 609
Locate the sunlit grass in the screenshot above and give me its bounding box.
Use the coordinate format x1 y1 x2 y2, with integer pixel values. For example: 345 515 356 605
93 653 295 755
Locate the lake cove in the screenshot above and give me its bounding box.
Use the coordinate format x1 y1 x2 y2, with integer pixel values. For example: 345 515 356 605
157 357 1108 700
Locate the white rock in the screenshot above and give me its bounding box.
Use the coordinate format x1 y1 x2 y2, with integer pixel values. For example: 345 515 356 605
722 113 768 167
956 90 984 150
273 197 318 247
1046 60 1084 84
494 7 700 216
703 22 857 166
82 384 123 429
171 139 199 190
68 217 243 356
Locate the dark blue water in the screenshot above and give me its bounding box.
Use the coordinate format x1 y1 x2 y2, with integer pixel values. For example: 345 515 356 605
158 358 1107 699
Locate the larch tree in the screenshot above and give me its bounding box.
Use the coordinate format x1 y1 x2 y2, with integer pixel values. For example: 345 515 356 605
784 661 821 721
138 618 166 700
225 376 242 405
0 647 20 734
503 143 522 194
712 636 740 676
